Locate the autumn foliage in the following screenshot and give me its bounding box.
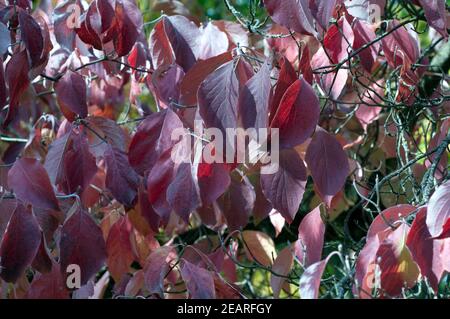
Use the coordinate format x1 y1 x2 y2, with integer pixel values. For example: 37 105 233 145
0 0 449 299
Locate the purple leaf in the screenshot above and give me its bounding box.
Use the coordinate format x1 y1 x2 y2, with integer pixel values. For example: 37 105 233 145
238 61 272 132
162 15 201 72
3 50 30 127
143 246 174 297
55 71 88 121
198 60 240 137
197 162 231 206
59 204 107 285
62 132 97 194
261 149 307 223
18 9 44 67
180 259 216 299
305 128 349 206
0 204 41 282
8 158 59 211
220 175 256 231
167 163 201 223
104 145 140 207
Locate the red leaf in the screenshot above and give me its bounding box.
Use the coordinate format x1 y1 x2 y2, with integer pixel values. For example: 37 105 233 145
305 129 349 206
75 1 103 50
149 19 175 69
55 71 88 121
8 158 59 211
106 216 134 282
242 230 277 267
146 150 175 223
426 180 450 238
376 223 420 297
26 262 69 299
128 42 147 78
87 116 129 153
269 57 297 124
323 17 354 65
137 184 161 233
270 78 320 148
0 204 41 283
197 162 231 206
253 174 273 223
260 149 307 223
298 46 313 85
407 207 445 292
180 259 216 299
0 199 16 241
97 0 116 33
352 19 379 73
104 145 140 207
295 206 326 267
113 0 143 57
264 0 317 36
143 246 174 297
129 108 184 175
3 50 30 127
59 204 107 286
213 274 243 299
